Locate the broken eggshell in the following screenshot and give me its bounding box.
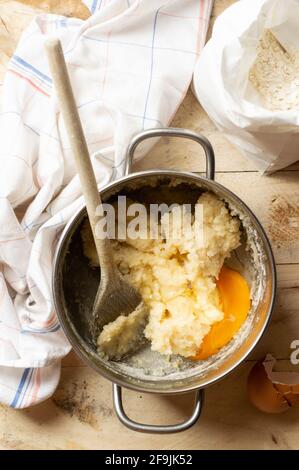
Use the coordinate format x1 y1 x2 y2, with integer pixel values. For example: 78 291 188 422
247 354 299 413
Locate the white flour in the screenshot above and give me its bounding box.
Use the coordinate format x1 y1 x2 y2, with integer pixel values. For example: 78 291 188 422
249 30 299 111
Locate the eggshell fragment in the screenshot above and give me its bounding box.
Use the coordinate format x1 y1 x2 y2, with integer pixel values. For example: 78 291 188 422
247 354 299 413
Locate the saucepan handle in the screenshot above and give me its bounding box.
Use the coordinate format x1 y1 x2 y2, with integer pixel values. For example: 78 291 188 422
125 128 215 180
112 384 204 434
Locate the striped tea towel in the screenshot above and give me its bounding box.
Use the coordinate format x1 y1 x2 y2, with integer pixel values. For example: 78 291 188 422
0 0 213 408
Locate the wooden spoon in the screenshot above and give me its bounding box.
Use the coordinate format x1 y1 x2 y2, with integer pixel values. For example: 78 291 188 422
45 38 142 341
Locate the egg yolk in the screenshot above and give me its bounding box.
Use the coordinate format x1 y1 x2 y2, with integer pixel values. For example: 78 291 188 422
194 266 250 360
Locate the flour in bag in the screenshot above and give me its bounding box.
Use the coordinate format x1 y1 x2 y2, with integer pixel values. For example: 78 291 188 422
249 30 299 111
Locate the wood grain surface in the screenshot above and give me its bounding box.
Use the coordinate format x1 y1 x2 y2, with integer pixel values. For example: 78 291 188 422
0 0 298 450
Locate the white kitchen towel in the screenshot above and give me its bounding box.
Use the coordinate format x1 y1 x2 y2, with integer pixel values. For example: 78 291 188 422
0 0 213 408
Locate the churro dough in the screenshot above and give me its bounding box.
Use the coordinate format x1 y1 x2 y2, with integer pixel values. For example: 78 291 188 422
82 192 241 359
97 302 149 360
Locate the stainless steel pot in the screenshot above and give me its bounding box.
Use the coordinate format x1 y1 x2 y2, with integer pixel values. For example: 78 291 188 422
53 128 276 434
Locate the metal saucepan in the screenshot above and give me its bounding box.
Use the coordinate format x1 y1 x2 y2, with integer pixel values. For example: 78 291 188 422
53 128 276 434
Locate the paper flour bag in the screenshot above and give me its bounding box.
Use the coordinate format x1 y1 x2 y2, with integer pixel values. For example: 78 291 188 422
193 0 299 173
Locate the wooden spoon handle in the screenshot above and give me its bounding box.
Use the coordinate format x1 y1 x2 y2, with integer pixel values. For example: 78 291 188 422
45 38 114 277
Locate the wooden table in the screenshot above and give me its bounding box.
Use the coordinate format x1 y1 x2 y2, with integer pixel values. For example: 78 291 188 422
0 0 298 450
